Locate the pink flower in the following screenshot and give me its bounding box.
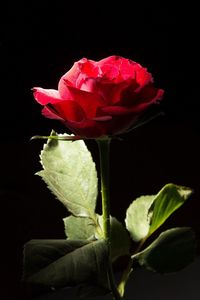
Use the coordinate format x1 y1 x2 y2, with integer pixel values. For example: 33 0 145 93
33 55 164 138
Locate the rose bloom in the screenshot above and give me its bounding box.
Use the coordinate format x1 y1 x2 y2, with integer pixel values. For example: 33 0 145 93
33 55 164 138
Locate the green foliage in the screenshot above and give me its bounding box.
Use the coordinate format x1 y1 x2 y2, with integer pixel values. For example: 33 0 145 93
37 131 98 219
125 195 155 242
125 183 192 242
64 213 130 262
63 215 96 240
23 239 109 295
26 132 196 298
132 227 196 273
23 239 87 279
96 215 131 261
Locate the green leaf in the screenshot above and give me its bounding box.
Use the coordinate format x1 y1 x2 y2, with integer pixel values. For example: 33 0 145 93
148 183 192 235
63 213 131 261
37 131 98 218
132 227 196 273
125 195 155 242
96 215 130 261
23 239 87 279
63 215 96 240
125 183 192 242
23 239 109 293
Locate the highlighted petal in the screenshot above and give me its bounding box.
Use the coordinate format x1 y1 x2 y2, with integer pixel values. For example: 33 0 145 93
58 58 98 97
33 88 62 105
58 61 81 96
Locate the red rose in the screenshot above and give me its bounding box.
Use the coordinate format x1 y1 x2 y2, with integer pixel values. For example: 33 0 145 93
33 55 164 138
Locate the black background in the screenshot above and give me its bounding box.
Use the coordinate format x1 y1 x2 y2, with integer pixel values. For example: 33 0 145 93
1 1 200 299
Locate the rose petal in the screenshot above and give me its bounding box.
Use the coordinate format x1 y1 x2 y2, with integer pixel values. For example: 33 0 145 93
58 83 105 119
52 99 86 122
102 86 163 117
134 67 153 88
77 77 97 93
138 85 164 103
97 56 152 84
64 119 106 138
96 78 138 105
97 56 120 81
98 55 120 65
65 61 82 84
58 58 99 98
106 114 139 135
127 87 164 114
33 87 62 105
101 106 133 115
58 61 81 96
119 83 164 107
42 106 104 138
42 106 64 120
77 58 99 77
92 116 112 121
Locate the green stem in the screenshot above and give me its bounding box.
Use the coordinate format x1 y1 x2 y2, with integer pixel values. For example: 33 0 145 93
117 237 147 296
117 257 133 297
97 138 111 241
97 138 121 300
